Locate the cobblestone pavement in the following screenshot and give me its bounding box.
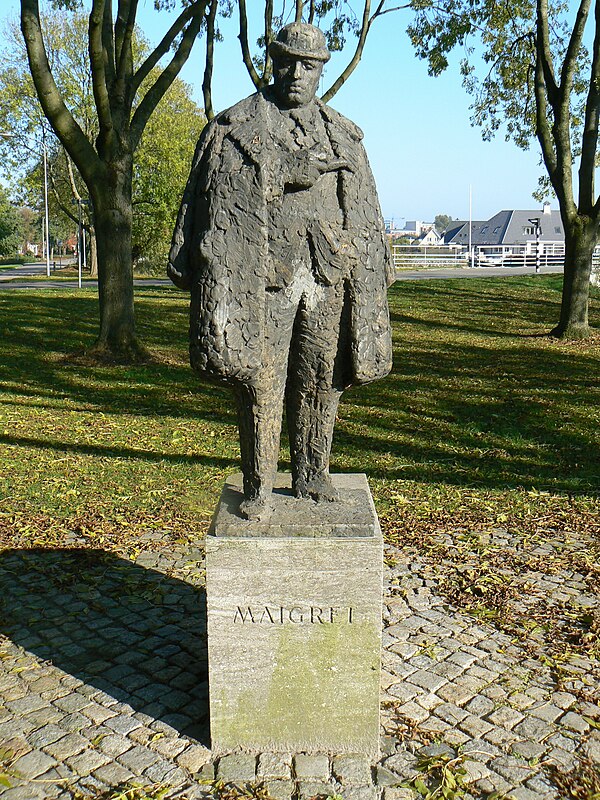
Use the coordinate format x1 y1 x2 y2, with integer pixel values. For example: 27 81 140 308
0 529 598 799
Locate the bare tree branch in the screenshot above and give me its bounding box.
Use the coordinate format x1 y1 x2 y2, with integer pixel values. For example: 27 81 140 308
558 0 591 96
130 4 206 150
88 0 114 139
238 0 262 90
203 0 218 120
115 0 139 95
20 0 103 187
261 0 274 85
322 0 372 103
536 0 575 217
295 0 303 23
579 0 600 214
321 1 409 102
47 153 80 227
102 0 116 87
132 0 204 96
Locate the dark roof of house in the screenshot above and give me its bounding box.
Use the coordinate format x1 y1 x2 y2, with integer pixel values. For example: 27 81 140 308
444 210 564 246
443 221 485 244
504 210 564 243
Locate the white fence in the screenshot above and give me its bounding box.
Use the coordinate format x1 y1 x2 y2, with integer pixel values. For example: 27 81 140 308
391 243 600 270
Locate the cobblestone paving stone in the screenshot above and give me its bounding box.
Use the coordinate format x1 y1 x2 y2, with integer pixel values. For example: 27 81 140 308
0 529 598 798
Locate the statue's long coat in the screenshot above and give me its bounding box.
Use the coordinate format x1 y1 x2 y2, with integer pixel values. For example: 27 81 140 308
168 89 394 387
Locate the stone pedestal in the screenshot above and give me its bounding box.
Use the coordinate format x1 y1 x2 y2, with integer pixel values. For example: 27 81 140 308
206 473 382 756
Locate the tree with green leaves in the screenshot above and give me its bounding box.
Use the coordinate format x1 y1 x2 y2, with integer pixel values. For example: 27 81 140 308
434 213 452 235
2 10 205 279
132 77 204 272
0 187 23 256
20 0 208 359
409 0 600 339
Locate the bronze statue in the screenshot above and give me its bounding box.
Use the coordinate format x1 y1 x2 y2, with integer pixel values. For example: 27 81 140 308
169 23 393 520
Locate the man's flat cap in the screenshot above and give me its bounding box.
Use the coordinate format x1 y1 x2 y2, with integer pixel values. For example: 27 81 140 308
269 22 331 63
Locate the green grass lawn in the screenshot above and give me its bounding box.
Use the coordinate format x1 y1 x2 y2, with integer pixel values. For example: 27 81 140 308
0 275 598 662
0 275 598 544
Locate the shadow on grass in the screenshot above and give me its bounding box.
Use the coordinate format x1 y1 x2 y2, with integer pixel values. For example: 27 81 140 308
0 281 598 497
0 289 235 424
0 548 210 745
0 432 237 469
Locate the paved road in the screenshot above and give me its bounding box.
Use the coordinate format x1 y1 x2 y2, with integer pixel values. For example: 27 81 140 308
0 264 564 290
394 264 564 280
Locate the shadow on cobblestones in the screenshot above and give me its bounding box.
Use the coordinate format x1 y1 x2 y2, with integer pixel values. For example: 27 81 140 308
0 548 210 745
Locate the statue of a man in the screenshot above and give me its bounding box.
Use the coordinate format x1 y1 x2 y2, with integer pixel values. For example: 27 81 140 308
169 23 394 519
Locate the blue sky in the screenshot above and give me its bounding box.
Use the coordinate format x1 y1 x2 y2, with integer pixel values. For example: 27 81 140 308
1 0 550 224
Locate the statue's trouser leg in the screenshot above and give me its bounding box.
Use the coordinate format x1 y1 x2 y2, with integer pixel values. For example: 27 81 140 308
233 289 298 501
286 281 346 493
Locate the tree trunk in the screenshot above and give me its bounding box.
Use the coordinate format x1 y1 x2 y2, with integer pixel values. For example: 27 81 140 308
89 224 98 278
90 158 146 361
551 220 595 339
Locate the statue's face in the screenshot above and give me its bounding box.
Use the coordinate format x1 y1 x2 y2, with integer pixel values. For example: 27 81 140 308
273 56 323 108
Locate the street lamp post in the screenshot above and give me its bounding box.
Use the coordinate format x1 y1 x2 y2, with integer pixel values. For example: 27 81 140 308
72 197 90 289
0 132 51 276
528 217 541 274
42 137 50 277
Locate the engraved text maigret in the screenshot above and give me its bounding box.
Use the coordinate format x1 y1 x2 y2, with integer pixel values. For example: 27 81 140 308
232 606 355 624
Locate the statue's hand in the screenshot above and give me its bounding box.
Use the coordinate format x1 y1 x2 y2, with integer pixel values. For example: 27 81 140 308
285 150 351 190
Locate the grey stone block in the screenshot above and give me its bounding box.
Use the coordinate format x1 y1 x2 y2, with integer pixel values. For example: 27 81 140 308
117 744 161 773
465 695 495 716
383 752 419 780
513 716 553 741
65 748 111 775
177 744 212 774
151 737 189 759
510 787 544 800
1 788 55 800
207 474 382 756
459 714 494 738
294 754 330 781
105 714 142 735
261 780 295 800
53 694 90 714
559 711 590 733
408 670 447 693
343 788 379 800
144 760 187 784
95 732 133 758
297 781 337 800
461 759 490 784
527 703 562 723
396 701 429 724
257 752 293 780
486 705 524 730
375 766 402 787
28 724 68 749
383 790 416 800
332 754 372 785
582 737 600 763
11 749 58 779
217 753 257 782
434 702 468 725
80 703 117 724
43 731 88 760
57 712 89 732
93 762 136 785
6 695 47 715
511 741 546 760
490 754 534 784
545 746 578 771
